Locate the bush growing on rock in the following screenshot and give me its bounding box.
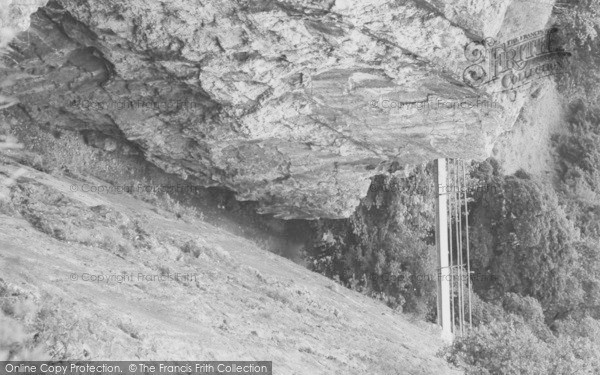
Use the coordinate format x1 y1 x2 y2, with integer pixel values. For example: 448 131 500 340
444 312 600 375
445 318 552 375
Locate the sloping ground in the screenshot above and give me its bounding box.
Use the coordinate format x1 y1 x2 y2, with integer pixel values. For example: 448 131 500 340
492 80 565 175
0 159 460 374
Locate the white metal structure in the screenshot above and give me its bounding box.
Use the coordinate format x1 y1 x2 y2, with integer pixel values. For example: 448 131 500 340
435 158 472 340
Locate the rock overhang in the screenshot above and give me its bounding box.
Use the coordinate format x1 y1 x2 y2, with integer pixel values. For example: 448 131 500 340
1 0 559 218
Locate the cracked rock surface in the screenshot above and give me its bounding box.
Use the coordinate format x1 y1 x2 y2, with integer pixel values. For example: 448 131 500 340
1 0 555 218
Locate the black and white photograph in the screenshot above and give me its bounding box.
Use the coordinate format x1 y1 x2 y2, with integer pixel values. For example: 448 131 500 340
0 0 599 373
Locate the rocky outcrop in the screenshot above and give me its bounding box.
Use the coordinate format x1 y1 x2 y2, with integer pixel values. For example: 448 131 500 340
1 0 559 218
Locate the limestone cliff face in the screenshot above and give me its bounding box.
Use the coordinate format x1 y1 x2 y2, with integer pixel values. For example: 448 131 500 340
1 0 558 218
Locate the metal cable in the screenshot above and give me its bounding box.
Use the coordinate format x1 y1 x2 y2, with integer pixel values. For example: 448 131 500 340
448 159 454 334
454 159 463 336
463 159 473 329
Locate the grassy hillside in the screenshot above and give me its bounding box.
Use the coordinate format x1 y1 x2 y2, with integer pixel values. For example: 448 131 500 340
0 153 461 374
